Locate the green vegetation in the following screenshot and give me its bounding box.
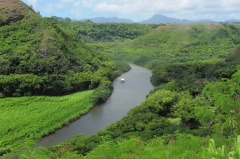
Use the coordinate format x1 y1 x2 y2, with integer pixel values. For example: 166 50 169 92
58 20 154 42
150 59 237 96
57 20 240 68
26 21 240 158
83 23 240 68
2 0 240 158
0 0 130 157
0 90 93 155
6 134 240 158
17 60 238 159
0 0 119 97
116 23 240 67
75 135 240 159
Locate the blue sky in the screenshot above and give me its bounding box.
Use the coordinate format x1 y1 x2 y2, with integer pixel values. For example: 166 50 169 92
22 0 240 22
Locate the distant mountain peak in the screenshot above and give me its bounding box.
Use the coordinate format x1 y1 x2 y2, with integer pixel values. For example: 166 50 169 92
152 14 167 18
140 14 192 24
76 14 239 24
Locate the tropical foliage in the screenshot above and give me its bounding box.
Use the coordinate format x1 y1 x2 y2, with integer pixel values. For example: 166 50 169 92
0 0 120 97
2 0 240 158
0 90 93 155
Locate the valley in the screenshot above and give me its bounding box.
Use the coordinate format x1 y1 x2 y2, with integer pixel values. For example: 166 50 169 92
1 0 240 158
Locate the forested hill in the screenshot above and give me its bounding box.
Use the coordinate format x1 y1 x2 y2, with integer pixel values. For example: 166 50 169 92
58 20 154 42
7 19 240 158
57 21 240 67
0 0 118 97
2 2 240 157
111 23 240 66
0 0 37 26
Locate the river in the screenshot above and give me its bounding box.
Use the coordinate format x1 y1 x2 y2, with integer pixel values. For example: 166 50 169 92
36 64 154 147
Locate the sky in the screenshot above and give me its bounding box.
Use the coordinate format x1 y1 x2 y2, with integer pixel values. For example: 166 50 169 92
21 0 240 22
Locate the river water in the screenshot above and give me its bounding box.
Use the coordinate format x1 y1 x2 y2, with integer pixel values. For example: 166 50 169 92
36 64 153 147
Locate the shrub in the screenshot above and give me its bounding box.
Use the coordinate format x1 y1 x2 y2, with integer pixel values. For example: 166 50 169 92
91 82 113 105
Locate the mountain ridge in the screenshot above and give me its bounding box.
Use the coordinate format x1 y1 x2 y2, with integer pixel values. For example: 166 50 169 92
76 14 240 24
140 14 192 23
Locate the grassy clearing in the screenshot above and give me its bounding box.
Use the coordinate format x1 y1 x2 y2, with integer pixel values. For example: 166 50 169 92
0 90 94 151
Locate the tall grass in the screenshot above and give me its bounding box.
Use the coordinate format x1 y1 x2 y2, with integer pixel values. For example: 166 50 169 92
0 90 94 152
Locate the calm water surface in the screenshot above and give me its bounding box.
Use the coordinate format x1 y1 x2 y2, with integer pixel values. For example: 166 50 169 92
36 64 153 146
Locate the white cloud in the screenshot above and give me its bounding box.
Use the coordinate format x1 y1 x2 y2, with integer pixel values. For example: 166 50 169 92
44 4 53 13
87 0 240 21
61 0 74 3
27 0 38 7
22 0 240 21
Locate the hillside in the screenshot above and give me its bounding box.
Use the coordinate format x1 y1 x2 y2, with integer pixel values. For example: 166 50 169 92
16 21 240 158
58 20 154 42
0 0 118 97
0 0 37 26
106 23 240 67
2 2 240 158
58 21 240 67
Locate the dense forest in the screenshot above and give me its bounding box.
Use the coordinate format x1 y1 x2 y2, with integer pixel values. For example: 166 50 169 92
1 0 240 158
58 21 240 67
0 0 125 98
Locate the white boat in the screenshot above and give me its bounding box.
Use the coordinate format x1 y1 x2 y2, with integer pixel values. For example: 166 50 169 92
120 78 125 82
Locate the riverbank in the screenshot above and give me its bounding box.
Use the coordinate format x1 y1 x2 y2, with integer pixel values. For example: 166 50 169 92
0 61 131 156
0 90 94 154
35 64 153 147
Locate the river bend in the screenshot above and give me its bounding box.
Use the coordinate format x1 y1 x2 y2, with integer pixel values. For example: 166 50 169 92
36 64 153 146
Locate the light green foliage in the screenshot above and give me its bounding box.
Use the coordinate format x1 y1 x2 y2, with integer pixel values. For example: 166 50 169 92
58 20 153 42
82 135 240 159
45 67 240 157
200 136 240 159
151 59 237 96
173 92 197 122
199 69 240 137
17 134 239 159
0 90 93 152
142 90 177 116
2 2 240 157
100 23 240 67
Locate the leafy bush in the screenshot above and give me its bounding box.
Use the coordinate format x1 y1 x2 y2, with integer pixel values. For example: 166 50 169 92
151 60 237 95
114 60 131 75
91 81 113 105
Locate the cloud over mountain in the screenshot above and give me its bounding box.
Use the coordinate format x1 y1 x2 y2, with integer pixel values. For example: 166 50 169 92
22 0 240 22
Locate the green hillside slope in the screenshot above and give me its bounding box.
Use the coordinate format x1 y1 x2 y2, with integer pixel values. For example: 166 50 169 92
2 2 240 158
22 22 240 158
58 20 154 42
0 0 118 97
61 22 240 67
110 23 240 66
